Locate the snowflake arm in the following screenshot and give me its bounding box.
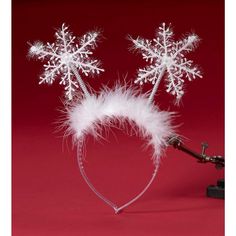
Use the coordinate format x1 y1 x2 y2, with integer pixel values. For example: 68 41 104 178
129 23 202 104
130 37 162 63
166 66 184 99
29 23 104 100
135 64 163 85
74 32 99 57
173 35 199 58
173 62 202 81
156 23 173 55
75 59 103 76
40 61 63 84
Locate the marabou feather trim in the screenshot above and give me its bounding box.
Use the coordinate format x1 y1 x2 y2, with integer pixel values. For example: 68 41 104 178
66 85 175 165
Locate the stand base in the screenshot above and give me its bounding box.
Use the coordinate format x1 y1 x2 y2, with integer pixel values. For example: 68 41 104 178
206 179 224 199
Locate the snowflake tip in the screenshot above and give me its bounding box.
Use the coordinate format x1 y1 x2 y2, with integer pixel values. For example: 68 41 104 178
61 23 68 30
188 34 199 43
29 42 43 56
93 32 99 37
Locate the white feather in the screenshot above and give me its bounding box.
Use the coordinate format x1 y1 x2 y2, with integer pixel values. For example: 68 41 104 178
66 85 176 165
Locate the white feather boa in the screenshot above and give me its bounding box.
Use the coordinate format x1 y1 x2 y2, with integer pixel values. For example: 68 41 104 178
67 86 175 165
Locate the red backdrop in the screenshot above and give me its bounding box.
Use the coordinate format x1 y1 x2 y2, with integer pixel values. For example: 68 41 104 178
12 0 224 235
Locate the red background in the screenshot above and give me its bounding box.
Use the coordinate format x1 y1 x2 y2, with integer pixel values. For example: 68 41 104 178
12 0 224 235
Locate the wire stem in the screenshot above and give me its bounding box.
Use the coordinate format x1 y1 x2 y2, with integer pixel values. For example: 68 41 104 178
148 66 166 104
70 63 90 98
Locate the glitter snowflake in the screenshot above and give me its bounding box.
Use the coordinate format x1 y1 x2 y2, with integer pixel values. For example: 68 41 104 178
130 23 202 102
29 23 104 100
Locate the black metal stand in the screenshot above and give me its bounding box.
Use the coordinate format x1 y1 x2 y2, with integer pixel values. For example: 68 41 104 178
168 136 224 199
207 179 224 199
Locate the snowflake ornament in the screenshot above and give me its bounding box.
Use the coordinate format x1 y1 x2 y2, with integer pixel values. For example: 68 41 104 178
130 23 202 103
29 23 104 100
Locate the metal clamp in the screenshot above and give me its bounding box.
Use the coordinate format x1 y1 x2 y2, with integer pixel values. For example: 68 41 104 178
168 136 224 169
